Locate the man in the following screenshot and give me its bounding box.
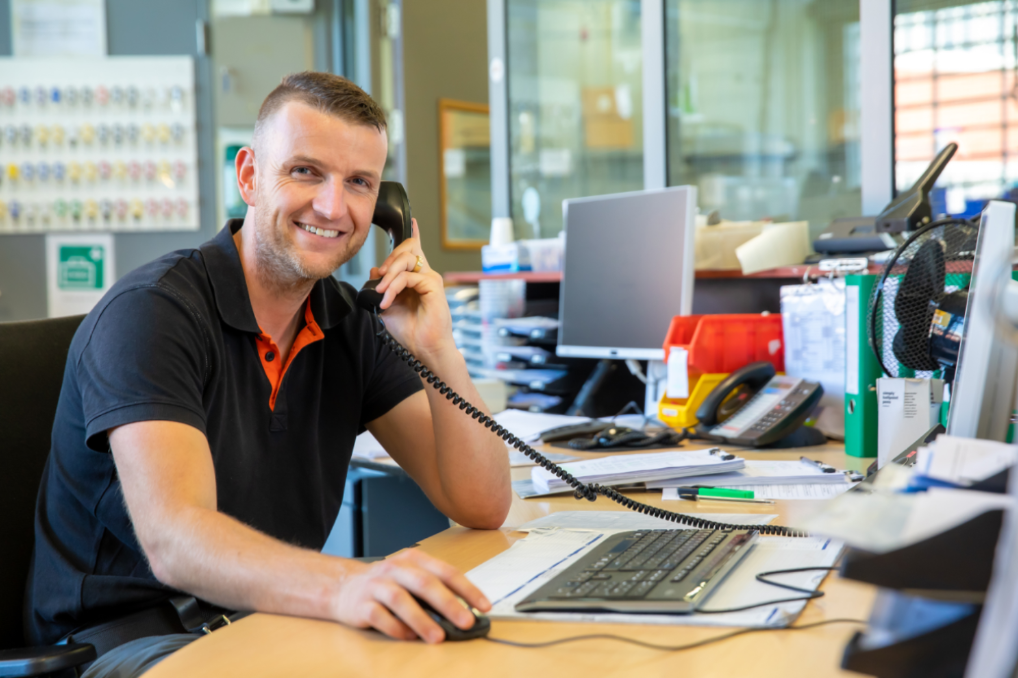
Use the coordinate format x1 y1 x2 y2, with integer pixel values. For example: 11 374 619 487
26 71 511 676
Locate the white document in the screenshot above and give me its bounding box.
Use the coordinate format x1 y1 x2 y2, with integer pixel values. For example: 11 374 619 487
666 347 689 399
491 410 595 443
531 450 745 494
915 435 1018 486
646 459 851 488
46 234 115 318
780 279 847 439
804 487 1012 554
663 483 853 501
877 377 944 468
11 0 107 56
467 526 842 628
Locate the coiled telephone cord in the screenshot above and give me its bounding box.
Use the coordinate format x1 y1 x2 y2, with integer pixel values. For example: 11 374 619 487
376 317 809 538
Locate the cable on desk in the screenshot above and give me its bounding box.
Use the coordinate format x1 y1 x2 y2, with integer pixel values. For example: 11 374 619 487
374 312 809 538
481 618 866 652
695 566 838 614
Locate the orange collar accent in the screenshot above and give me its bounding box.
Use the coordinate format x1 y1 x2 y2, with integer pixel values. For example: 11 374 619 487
255 299 325 410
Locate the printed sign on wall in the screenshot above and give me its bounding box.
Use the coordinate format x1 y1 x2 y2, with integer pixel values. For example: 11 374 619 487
46 233 114 317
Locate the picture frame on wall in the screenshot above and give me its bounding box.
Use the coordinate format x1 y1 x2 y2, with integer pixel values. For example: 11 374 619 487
439 99 492 250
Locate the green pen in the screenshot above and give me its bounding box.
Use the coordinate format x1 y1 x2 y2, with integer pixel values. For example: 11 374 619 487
676 487 775 504
696 487 755 499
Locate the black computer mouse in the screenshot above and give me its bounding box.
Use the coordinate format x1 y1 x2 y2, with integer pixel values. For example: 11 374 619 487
412 595 491 641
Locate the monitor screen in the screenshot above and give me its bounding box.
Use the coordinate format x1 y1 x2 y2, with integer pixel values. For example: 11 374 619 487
556 186 696 361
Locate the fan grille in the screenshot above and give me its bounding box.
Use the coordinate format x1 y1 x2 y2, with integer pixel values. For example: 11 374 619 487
868 221 979 378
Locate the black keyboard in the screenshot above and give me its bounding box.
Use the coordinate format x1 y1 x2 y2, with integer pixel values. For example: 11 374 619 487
515 528 759 614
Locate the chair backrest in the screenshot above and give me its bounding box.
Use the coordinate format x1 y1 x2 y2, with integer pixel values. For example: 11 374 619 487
0 315 85 648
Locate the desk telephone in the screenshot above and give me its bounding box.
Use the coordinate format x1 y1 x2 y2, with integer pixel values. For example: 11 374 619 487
693 362 826 448
356 182 805 539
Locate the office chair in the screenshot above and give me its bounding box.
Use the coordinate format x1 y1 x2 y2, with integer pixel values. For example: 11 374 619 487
0 315 97 677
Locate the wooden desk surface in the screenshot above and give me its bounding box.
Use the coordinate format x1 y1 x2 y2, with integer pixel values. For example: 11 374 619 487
148 441 875 678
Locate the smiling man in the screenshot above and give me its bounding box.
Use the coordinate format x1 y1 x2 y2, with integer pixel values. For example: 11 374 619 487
26 72 511 678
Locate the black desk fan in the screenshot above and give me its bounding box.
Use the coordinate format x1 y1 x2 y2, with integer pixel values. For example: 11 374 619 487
867 144 980 382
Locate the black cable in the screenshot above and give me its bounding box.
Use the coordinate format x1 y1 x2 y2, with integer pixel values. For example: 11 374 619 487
481 617 866 651
374 313 809 537
696 566 837 614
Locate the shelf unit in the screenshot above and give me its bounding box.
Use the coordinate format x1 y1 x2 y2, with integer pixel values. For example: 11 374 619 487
443 264 885 285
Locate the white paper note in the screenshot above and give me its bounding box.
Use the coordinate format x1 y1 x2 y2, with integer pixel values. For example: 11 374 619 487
667 347 689 399
915 435 1018 485
804 487 1012 553
663 483 853 501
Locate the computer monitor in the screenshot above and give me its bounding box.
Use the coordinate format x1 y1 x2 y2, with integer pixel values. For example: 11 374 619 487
945 200 1018 441
556 186 697 361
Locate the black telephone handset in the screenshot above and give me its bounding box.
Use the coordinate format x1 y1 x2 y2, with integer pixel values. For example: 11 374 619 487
356 181 414 313
362 186 805 537
694 361 825 448
695 362 777 428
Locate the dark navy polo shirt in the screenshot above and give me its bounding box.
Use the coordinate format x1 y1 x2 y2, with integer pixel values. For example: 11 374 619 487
26 220 423 645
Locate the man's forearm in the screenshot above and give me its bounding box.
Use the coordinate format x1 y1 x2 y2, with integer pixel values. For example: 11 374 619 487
418 346 512 529
147 503 352 617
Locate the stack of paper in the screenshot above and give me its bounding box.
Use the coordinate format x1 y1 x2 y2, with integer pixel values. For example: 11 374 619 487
803 486 1013 554
914 434 1017 487
531 449 744 494
646 460 852 489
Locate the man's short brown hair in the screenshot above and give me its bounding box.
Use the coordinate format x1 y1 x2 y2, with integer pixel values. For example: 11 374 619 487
254 71 386 145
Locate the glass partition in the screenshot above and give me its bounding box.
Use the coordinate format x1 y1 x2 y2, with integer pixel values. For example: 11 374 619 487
894 0 1017 217
506 0 644 239
665 0 862 238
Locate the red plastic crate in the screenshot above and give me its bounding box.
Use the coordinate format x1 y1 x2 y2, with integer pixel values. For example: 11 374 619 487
662 313 785 373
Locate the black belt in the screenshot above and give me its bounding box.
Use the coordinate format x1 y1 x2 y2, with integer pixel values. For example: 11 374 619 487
60 596 240 665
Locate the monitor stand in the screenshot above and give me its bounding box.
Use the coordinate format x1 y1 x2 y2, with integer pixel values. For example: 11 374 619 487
644 360 667 417
565 359 666 419
565 360 614 416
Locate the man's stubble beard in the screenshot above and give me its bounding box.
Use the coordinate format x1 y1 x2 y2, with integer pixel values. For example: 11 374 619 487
251 205 365 295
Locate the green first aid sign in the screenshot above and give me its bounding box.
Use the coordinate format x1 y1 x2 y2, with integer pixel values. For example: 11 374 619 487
58 245 105 291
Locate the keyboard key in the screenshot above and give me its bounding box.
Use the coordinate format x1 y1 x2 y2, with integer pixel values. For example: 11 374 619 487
605 582 637 598
631 581 657 597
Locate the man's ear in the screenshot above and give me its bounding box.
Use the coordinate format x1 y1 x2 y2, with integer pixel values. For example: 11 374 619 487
236 146 257 206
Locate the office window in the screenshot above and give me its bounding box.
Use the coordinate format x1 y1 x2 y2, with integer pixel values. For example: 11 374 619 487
894 0 1017 215
506 0 644 239
665 0 861 238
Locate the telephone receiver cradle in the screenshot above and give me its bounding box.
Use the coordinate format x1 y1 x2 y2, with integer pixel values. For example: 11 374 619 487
356 181 414 313
359 184 806 537
694 361 826 449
